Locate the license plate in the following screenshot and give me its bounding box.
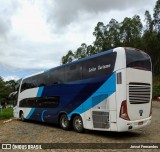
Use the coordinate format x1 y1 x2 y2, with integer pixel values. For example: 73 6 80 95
138 121 143 125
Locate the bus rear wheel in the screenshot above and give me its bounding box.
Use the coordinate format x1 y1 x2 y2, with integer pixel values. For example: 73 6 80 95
73 115 84 133
59 114 70 130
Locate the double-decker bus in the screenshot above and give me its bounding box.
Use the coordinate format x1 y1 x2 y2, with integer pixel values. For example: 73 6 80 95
13 47 152 132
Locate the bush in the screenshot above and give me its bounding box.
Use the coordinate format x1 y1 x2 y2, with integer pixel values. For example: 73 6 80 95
153 85 160 99
0 108 13 120
153 75 160 99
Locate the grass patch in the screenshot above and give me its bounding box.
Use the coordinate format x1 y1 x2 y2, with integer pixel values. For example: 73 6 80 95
0 108 13 120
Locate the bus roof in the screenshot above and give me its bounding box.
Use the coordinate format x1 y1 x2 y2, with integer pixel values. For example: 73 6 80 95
44 49 113 72
23 47 125 79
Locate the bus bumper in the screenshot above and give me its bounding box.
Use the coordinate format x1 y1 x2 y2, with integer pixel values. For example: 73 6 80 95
118 116 152 132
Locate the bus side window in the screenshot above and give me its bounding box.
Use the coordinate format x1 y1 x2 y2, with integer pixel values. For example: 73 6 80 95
48 68 64 85
41 97 60 108
65 63 82 82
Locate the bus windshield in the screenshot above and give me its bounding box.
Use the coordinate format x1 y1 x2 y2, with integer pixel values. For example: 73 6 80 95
15 78 22 91
125 48 151 71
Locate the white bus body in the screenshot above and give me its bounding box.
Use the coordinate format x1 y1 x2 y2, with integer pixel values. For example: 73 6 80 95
13 47 152 132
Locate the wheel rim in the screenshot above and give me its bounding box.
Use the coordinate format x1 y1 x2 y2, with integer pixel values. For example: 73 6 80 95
61 116 68 128
74 118 82 131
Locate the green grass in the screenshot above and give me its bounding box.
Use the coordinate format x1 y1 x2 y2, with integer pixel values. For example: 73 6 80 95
0 108 13 120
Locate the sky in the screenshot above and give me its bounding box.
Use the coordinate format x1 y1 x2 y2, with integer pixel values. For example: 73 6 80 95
0 0 157 81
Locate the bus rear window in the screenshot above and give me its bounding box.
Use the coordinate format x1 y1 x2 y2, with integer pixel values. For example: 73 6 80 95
125 48 151 71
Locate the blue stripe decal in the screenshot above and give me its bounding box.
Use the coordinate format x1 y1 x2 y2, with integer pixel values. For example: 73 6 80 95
67 73 116 119
41 110 47 122
37 87 44 97
26 108 35 119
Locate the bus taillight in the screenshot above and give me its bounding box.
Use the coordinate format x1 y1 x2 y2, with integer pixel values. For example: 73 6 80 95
119 100 130 120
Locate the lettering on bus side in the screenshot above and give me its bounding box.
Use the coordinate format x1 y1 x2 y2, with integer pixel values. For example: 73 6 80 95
20 52 117 92
88 64 111 73
83 52 117 79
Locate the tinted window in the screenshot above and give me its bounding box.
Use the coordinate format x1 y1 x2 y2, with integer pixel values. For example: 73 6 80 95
82 52 117 79
47 68 65 85
19 96 59 108
125 48 151 71
20 52 117 92
21 78 33 92
21 73 47 92
39 97 59 108
65 63 82 82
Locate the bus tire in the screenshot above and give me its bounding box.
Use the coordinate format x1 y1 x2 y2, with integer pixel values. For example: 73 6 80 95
73 115 84 133
59 114 70 130
20 111 25 122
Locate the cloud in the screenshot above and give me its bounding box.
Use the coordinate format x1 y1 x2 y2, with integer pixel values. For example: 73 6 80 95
3 75 19 81
43 0 155 28
0 0 157 80
0 0 57 71
0 0 20 38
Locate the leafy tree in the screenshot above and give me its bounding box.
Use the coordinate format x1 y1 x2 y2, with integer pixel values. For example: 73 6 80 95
61 50 74 64
105 19 121 48
0 76 3 82
0 78 15 106
75 43 88 59
86 45 96 56
93 22 106 52
144 10 154 32
120 15 143 47
153 0 160 32
93 19 121 51
61 0 160 76
142 0 160 75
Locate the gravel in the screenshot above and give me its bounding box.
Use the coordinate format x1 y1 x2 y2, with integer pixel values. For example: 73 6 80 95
0 101 160 152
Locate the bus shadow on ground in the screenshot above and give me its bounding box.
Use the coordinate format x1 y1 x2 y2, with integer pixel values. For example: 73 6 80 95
21 119 142 140
86 130 142 140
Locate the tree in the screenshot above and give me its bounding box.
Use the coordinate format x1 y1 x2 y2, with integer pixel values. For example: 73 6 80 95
61 0 160 75
144 10 154 32
149 0 160 74
86 45 96 56
75 43 88 59
0 76 3 82
120 15 143 47
0 78 15 106
93 19 121 51
93 22 106 52
61 50 74 64
153 0 160 32
105 19 121 49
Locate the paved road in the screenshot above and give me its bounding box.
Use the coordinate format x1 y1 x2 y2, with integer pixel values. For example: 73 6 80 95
0 102 160 152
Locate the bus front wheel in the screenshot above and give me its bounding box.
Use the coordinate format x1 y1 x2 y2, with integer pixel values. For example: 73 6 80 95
59 114 70 130
73 115 84 133
20 111 25 122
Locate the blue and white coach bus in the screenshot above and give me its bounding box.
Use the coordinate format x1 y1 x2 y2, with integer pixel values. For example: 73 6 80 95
13 47 152 132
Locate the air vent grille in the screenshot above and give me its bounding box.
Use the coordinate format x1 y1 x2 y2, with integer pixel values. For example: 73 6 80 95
129 83 151 104
92 111 110 129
